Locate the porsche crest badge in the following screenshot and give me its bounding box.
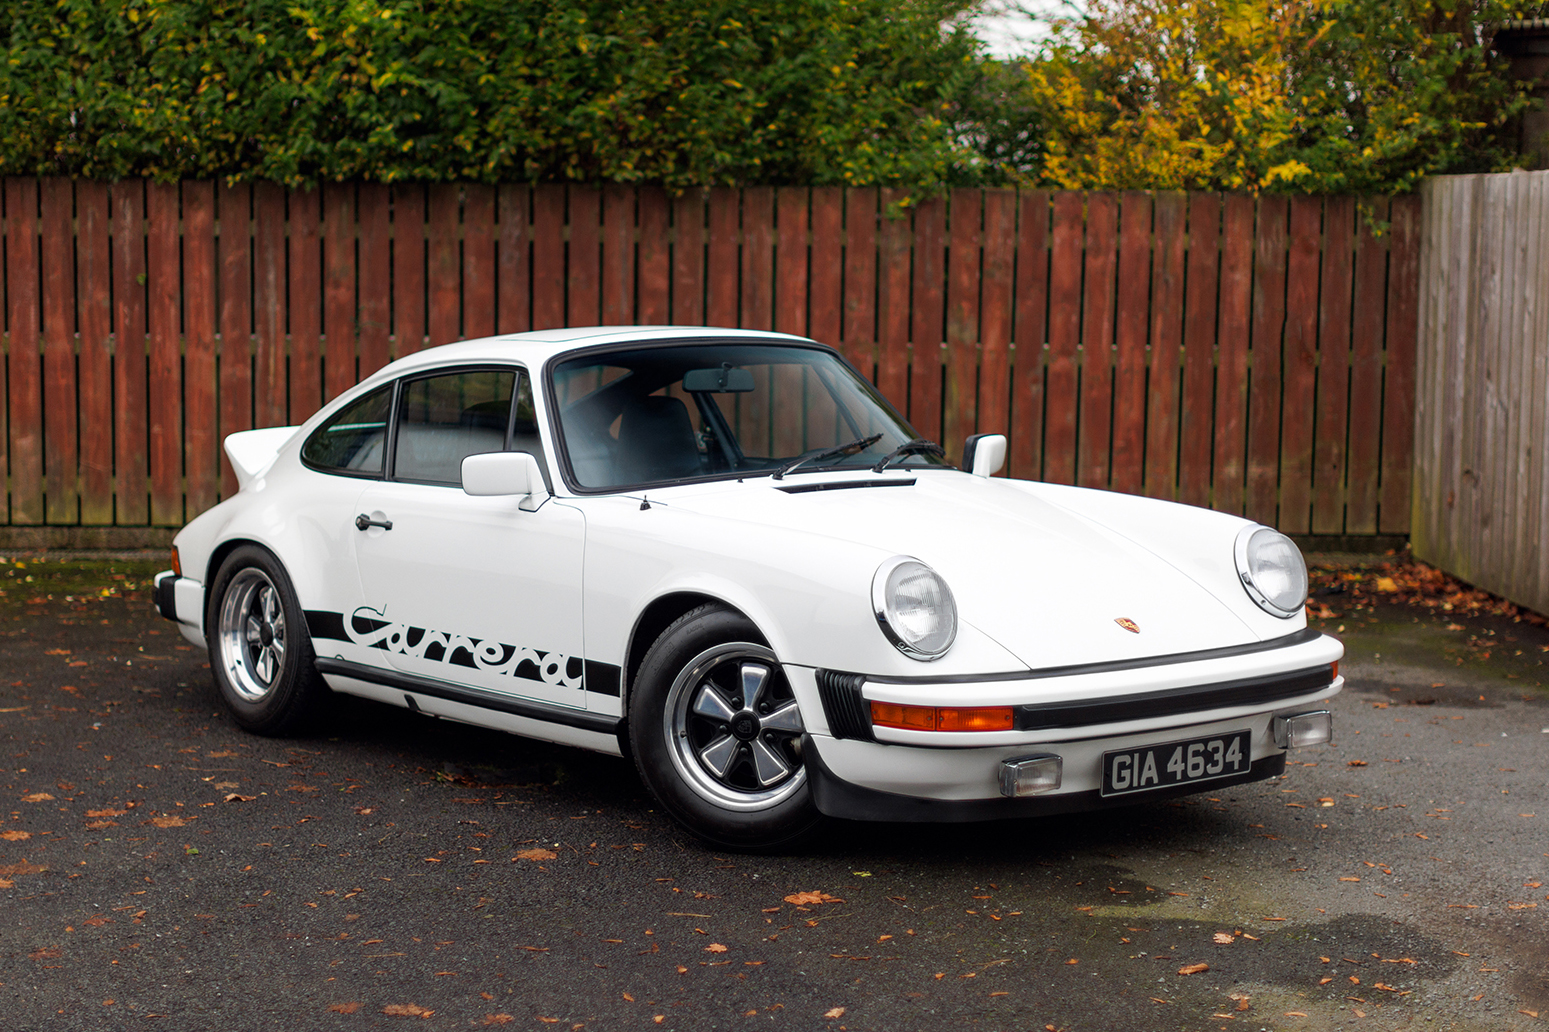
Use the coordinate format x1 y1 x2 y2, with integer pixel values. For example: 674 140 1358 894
1115 617 1140 634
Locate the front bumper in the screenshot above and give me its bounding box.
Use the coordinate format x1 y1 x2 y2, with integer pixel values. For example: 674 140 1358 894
789 629 1342 819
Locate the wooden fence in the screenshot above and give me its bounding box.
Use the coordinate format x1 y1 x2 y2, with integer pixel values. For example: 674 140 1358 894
1 180 1418 535
1413 170 1549 615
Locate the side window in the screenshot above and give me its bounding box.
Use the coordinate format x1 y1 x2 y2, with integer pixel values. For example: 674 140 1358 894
301 385 392 476
392 369 516 486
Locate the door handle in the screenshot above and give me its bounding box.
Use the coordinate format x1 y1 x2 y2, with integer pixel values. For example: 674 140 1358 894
355 513 393 532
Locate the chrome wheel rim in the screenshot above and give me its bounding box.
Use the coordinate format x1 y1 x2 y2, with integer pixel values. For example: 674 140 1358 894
217 569 288 703
663 642 806 812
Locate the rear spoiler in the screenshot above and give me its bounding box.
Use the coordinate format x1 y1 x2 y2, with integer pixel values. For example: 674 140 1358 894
224 426 300 491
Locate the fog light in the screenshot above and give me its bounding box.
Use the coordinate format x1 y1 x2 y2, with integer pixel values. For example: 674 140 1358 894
998 754 1062 797
1273 710 1333 749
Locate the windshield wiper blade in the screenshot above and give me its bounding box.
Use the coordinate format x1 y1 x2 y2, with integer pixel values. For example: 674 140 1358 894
871 438 944 473
772 433 884 480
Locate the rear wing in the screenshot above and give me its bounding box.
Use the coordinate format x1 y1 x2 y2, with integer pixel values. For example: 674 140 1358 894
224 426 300 491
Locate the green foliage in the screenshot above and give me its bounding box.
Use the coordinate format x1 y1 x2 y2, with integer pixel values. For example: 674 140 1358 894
0 0 1005 188
1024 0 1546 194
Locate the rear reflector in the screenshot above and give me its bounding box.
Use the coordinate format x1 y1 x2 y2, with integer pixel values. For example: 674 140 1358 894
870 702 1014 732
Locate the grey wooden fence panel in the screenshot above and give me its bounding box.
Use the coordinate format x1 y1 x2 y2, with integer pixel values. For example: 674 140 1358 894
1414 170 1549 616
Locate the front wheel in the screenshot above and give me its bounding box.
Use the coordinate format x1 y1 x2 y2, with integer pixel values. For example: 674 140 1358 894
629 605 820 850
206 545 329 736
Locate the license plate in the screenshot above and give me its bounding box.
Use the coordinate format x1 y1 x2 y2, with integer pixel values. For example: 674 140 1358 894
1101 730 1251 797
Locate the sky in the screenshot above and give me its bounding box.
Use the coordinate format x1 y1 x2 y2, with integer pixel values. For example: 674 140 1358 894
969 1 1073 59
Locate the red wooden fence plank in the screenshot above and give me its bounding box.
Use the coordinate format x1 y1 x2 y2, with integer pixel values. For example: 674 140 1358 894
977 190 1014 448
741 186 775 332
496 184 530 334
601 185 634 325
323 183 357 399
76 181 114 523
705 189 739 328
40 178 78 524
775 187 808 337
182 181 219 519
672 190 705 326
392 185 426 354
145 181 183 525
6 178 43 523
217 182 253 496
944 188 981 464
1179 193 1220 509
1213 193 1255 516
1345 197 1389 534
841 188 877 376
1381 193 1421 535
1110 192 1151 496
463 184 495 339
531 184 565 331
356 182 392 378
637 187 670 325
287 188 323 423
252 182 287 428
1246 196 1288 526
1144 192 1186 500
909 195 945 443
1079 191 1117 489
1010 191 1049 482
1313 196 1355 534
111 180 149 522
426 183 462 347
808 187 843 349
876 189 912 406
1044 191 1084 486
1279 196 1324 534
568 187 601 327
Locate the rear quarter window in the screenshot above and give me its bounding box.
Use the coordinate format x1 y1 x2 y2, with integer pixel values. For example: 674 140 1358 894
301 385 392 476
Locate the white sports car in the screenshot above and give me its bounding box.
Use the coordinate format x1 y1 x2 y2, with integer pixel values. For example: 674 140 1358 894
155 326 1342 849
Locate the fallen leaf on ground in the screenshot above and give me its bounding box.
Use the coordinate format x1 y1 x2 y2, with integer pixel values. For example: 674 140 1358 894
20 793 53 802
1213 933 1234 944
824 1008 845 1019
381 1003 434 1018
0 861 47 877
784 891 843 906
85 809 126 817
84 821 116 830
148 816 186 828
1348 760 1368 767
1 830 30 841
1178 963 1209 975
514 848 558 862
327 1002 362 1014
706 943 728 953
1285 1011 1308 1017
223 794 256 803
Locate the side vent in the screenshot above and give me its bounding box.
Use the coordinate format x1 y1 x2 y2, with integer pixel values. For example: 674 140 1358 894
816 670 873 742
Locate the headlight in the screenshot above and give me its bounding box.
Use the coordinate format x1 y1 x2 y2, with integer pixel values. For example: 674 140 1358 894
1234 526 1308 618
872 556 957 660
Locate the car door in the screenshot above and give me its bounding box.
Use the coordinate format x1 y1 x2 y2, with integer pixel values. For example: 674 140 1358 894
348 366 588 711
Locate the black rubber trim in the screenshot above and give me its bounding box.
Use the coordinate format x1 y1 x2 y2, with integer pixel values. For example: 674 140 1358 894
1015 664 1335 732
585 660 622 697
775 478 916 495
862 627 1327 685
305 610 349 642
805 738 1286 823
155 575 180 623
313 657 620 735
816 670 874 741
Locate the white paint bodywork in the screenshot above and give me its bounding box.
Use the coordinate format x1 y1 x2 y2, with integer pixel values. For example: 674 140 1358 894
160 326 1343 814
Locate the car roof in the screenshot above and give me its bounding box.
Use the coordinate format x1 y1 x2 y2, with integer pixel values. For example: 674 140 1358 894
360 326 819 386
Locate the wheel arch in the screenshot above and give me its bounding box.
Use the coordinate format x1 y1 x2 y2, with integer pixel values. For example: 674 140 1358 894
621 591 768 714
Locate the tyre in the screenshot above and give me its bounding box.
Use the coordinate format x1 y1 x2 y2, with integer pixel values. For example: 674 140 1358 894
629 604 821 851
206 545 329 736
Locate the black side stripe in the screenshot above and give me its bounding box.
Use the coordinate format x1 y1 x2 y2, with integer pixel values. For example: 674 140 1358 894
314 658 620 735
306 610 349 642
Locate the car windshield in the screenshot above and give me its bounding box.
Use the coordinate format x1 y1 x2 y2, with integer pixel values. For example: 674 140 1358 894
550 342 947 490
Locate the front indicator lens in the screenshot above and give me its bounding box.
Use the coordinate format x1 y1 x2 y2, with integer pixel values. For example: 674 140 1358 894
171 545 182 577
870 701 1013 732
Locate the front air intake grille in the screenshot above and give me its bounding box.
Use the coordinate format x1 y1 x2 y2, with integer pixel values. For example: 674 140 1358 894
816 670 873 741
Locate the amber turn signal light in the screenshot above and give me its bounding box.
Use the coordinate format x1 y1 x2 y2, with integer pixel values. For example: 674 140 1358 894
171 546 181 577
870 701 1014 732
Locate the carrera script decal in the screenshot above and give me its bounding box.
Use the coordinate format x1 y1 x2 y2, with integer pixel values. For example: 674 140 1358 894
345 607 584 689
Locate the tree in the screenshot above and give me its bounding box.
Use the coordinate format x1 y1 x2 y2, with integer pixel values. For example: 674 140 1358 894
1024 0 1545 193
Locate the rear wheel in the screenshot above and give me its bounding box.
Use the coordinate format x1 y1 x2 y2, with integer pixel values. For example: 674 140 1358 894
629 605 820 850
207 545 328 735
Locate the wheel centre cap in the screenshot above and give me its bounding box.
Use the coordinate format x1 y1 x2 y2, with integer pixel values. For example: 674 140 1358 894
259 624 274 647
730 710 760 741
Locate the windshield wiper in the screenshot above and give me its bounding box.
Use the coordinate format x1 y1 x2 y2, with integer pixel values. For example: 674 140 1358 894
871 438 944 473
772 433 884 480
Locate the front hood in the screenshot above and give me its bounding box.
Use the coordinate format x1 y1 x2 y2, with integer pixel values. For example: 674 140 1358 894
653 473 1263 670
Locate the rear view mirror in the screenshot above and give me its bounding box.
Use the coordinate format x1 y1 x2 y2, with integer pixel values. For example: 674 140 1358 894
962 433 1007 477
462 451 549 509
683 366 755 392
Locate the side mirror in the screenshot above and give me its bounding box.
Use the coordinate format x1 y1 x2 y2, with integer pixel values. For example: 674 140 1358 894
462 451 548 506
962 433 1007 478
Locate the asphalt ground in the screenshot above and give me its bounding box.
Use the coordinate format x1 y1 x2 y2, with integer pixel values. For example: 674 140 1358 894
1 554 1545 1031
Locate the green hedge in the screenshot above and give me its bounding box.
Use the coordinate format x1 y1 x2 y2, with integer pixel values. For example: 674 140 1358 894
2 0 1001 188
